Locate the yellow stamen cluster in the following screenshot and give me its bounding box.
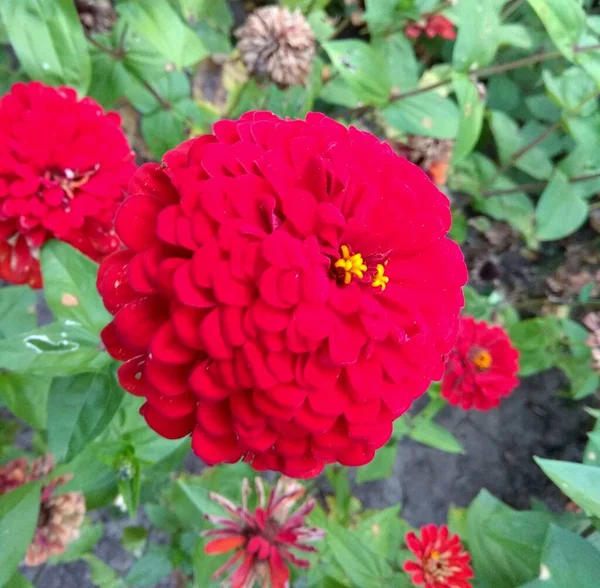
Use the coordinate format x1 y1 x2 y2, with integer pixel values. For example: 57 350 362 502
334 245 367 285
472 349 492 371
371 264 389 291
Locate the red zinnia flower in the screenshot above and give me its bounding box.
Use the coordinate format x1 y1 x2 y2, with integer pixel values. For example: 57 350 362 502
441 317 519 411
203 477 324 588
405 14 457 41
0 82 135 287
97 111 467 477
403 524 474 588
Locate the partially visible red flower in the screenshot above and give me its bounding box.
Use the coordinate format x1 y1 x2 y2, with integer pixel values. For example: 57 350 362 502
203 476 324 588
97 111 467 478
405 14 457 41
0 82 135 287
442 317 519 411
403 524 474 588
0 454 86 566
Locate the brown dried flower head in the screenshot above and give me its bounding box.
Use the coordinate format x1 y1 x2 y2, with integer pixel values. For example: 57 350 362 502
0 454 86 567
74 0 118 35
235 6 316 88
394 136 454 187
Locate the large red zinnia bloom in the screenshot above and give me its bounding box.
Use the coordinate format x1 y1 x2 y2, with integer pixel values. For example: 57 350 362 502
441 317 519 411
403 524 474 588
203 477 324 588
97 111 467 478
0 82 135 287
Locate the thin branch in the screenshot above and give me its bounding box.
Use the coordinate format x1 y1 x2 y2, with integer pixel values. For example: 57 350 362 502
337 43 600 118
137 78 172 110
501 0 527 20
84 31 124 59
484 171 600 197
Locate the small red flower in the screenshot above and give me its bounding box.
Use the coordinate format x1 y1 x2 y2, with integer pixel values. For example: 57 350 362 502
442 317 520 411
203 477 324 588
405 14 457 41
403 524 474 588
0 82 135 287
97 111 467 477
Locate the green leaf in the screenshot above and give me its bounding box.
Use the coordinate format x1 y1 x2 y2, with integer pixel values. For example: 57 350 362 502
363 0 400 33
125 546 173 587
453 0 500 71
382 94 460 139
121 526 148 555
0 0 91 94
84 554 127 588
41 241 111 335
50 523 104 563
325 520 393 585
323 40 391 106
584 432 600 466
535 458 600 518
117 0 208 69
466 491 549 588
509 317 562 375
0 482 42 586
409 420 464 454
0 374 51 429
4 571 34 588
497 24 534 50
488 111 553 180
0 286 37 340
543 67 598 117
192 539 229 588
373 33 419 91
536 525 600 587
355 506 409 562
452 74 486 162
356 445 397 483
535 171 588 241
528 0 586 60
0 322 111 376
48 370 124 463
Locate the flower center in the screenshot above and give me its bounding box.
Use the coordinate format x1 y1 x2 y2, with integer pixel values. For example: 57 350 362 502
333 245 389 290
471 348 492 371
43 165 99 201
424 551 452 581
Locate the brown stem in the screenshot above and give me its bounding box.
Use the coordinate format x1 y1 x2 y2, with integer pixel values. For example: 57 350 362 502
501 0 527 20
84 31 125 59
484 171 600 197
337 43 600 118
138 78 172 110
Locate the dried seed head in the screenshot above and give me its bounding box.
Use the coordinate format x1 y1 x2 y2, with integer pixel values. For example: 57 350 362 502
235 6 316 88
74 0 117 35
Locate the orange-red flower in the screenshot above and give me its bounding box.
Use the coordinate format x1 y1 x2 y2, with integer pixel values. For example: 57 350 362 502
405 14 457 41
203 477 324 588
404 524 474 588
0 82 135 287
442 317 519 410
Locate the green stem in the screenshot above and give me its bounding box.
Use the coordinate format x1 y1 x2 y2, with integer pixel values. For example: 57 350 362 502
501 0 527 20
484 171 600 197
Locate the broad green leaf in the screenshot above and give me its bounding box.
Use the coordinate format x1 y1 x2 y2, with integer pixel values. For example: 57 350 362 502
584 432 600 466
474 189 536 242
325 520 393 585
408 420 464 454
145 504 181 533
528 0 586 60
4 572 34 588
453 0 500 71
0 374 50 429
125 547 173 587
557 355 600 399
307 10 335 43
0 0 91 94
117 0 208 69
121 526 148 555
0 286 37 339
382 94 460 139
487 76 521 114
536 525 600 587
526 94 561 123
535 171 588 241
466 491 548 588
363 0 402 34
323 40 391 106
543 67 597 117
355 506 409 562
0 322 111 376
41 241 111 335
373 33 419 91
84 554 127 588
318 76 360 108
174 478 227 524
535 458 600 518
50 523 104 563
48 370 124 463
452 74 485 162
497 24 534 50
575 33 600 87
488 111 553 180
175 0 233 29
0 482 42 586
356 445 397 483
